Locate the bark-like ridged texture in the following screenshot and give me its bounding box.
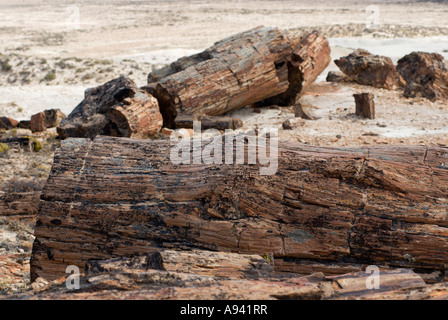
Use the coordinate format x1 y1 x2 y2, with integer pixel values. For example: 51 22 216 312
0 191 41 220
31 136 448 282
335 49 403 90
397 51 448 101
145 27 318 128
259 30 331 106
57 77 162 139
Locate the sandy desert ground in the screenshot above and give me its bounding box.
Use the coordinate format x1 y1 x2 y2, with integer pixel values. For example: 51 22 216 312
0 0 448 295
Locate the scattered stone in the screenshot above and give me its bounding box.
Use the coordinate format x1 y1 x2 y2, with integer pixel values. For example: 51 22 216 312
326 71 350 83
0 117 19 130
397 51 448 101
335 49 403 90
30 112 46 133
43 109 66 128
18 121 31 130
354 93 375 119
282 119 294 130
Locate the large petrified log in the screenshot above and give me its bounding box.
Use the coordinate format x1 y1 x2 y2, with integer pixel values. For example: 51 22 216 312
145 27 330 128
57 77 163 139
335 49 403 90
397 51 448 101
31 136 448 282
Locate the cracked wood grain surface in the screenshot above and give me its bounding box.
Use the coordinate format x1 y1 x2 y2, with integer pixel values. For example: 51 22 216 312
31 136 448 281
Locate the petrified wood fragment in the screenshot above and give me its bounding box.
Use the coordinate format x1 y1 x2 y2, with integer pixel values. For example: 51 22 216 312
174 114 243 131
57 77 163 139
354 93 375 119
31 136 448 282
397 51 448 101
335 49 403 90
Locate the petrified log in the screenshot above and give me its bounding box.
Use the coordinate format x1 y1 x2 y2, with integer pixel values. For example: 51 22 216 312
31 136 448 282
57 77 163 139
259 30 331 106
335 49 403 90
0 117 19 130
354 93 375 119
397 51 448 101
145 27 329 128
174 114 243 131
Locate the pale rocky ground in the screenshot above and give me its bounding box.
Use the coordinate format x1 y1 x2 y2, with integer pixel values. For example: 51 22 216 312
0 0 448 296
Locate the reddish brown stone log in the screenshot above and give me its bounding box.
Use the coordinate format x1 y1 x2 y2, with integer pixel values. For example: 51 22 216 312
397 51 448 101
31 136 448 282
57 77 163 139
354 93 375 119
145 27 329 128
30 112 47 133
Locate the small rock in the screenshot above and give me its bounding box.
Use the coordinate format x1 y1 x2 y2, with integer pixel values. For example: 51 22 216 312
282 119 294 130
0 117 19 130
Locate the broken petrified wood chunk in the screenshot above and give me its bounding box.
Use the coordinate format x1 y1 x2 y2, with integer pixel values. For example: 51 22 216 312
397 51 448 101
18 120 31 130
30 112 46 133
145 27 310 128
57 76 163 139
335 49 403 90
106 91 163 139
326 71 350 83
174 114 243 131
0 117 19 130
31 136 448 281
30 109 67 133
354 93 375 119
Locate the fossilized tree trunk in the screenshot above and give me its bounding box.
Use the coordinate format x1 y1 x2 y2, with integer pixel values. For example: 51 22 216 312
31 136 448 282
144 27 329 128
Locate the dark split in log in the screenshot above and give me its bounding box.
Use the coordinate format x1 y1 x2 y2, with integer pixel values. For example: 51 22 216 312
259 30 331 107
